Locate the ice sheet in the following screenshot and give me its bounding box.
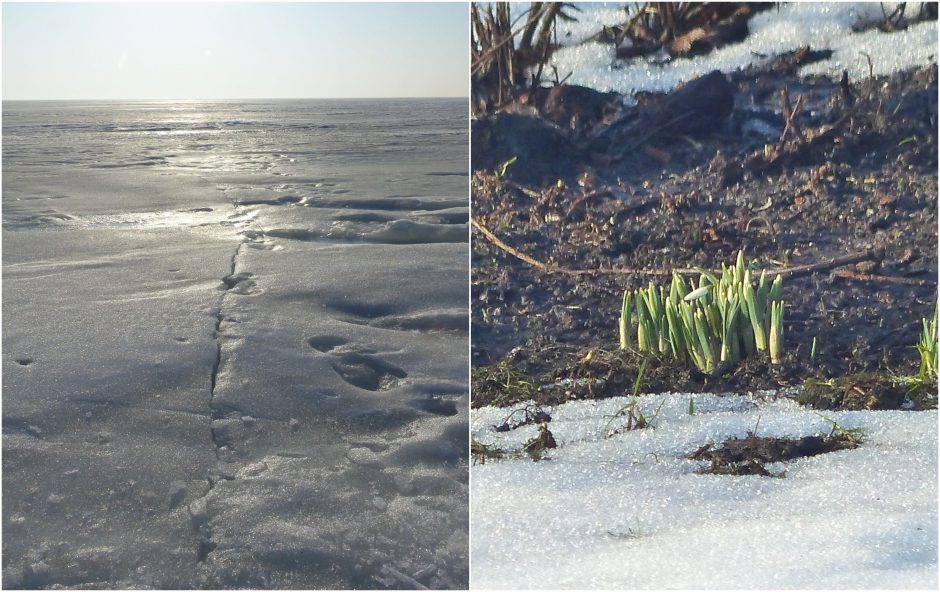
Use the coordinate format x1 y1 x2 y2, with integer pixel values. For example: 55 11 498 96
2 98 469 588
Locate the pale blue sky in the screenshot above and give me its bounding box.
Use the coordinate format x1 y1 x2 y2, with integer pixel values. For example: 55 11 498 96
2 2 467 100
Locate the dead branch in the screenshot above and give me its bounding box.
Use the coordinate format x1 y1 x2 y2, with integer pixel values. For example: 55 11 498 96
472 217 882 281
471 217 698 276
768 250 880 279
831 269 936 287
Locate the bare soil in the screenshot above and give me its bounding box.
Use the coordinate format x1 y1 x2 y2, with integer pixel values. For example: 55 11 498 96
471 62 938 410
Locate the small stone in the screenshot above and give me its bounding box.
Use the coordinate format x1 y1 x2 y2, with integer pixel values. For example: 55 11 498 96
289 418 301 431
241 415 256 428
25 425 42 438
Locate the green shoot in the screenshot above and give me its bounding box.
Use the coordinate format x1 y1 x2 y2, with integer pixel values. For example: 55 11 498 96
603 359 654 437
496 155 517 179
619 291 633 350
813 411 865 446
617 249 785 374
916 300 938 383
632 357 647 398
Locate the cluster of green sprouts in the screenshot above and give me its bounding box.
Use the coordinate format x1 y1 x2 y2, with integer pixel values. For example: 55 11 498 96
916 300 938 383
619 250 784 374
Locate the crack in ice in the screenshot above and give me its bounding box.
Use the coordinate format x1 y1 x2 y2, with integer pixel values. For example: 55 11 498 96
196 225 248 565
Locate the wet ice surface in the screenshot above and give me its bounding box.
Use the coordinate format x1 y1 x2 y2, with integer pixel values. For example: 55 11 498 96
471 394 938 589
546 2 937 99
2 99 468 588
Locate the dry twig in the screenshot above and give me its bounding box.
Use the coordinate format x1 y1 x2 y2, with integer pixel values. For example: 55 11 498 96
832 269 935 287
472 217 881 280
778 87 806 147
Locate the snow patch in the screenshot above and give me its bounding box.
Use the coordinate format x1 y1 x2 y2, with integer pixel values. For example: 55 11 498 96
547 2 937 100
471 393 938 589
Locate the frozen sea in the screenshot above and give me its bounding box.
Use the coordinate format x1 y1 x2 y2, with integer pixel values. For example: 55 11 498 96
2 99 469 588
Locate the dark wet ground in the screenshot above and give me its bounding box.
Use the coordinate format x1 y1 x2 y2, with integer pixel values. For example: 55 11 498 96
471 62 938 409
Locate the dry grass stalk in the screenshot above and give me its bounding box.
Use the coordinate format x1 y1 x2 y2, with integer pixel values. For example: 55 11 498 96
471 2 572 115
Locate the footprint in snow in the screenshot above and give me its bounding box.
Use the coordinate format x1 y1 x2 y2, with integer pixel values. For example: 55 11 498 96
306 336 407 392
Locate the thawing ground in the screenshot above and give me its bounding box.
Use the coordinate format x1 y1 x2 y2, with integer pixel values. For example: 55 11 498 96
2 99 469 588
470 4 937 589
471 395 938 589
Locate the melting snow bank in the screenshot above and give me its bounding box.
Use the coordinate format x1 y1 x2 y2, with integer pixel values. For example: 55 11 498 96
549 2 938 98
471 393 938 589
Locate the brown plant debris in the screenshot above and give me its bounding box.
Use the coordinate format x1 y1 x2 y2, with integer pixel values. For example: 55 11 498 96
471 2 578 115
687 429 862 476
472 438 505 465
522 423 558 460
612 3 767 60
799 373 937 411
494 404 553 432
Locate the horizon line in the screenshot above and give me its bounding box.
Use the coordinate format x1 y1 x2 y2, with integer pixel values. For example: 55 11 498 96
3 96 469 103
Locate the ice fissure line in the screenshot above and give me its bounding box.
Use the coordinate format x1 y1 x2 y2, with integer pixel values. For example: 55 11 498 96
210 240 245 400
197 236 247 564
209 313 223 399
